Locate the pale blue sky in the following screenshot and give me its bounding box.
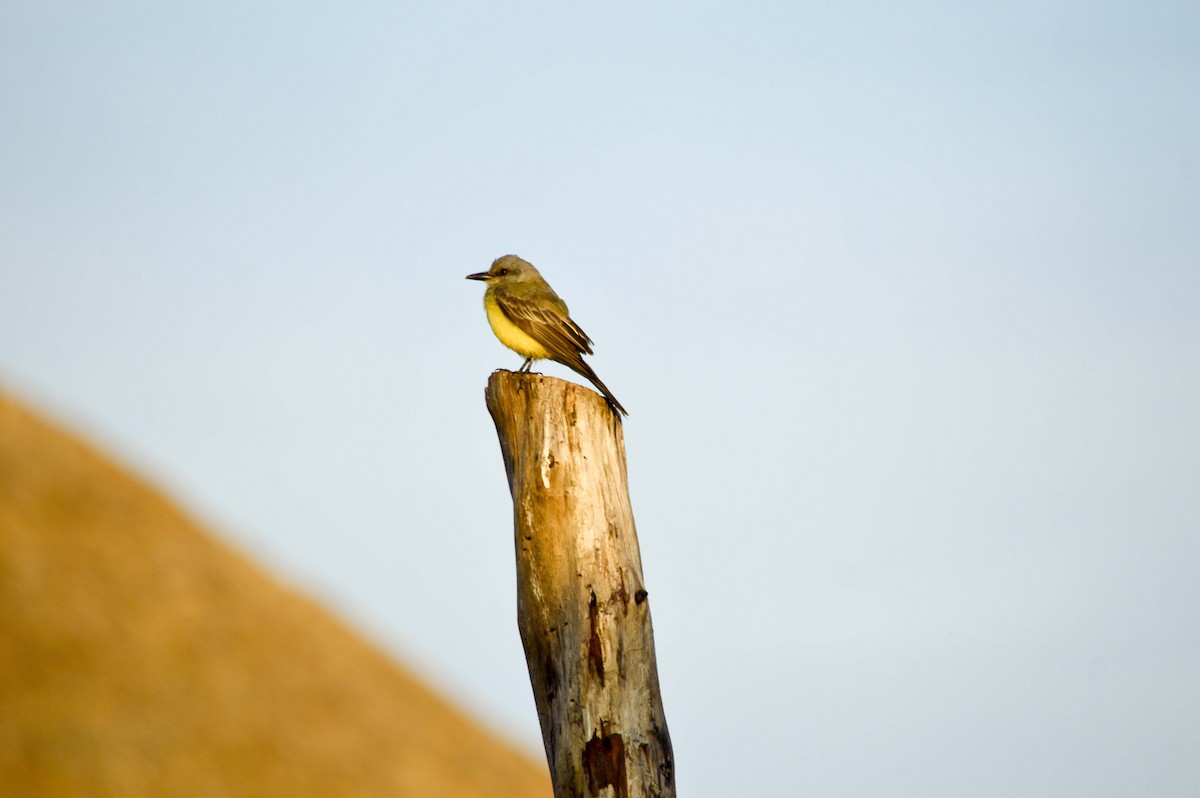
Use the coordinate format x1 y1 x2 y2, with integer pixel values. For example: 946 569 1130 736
3 3 1199 795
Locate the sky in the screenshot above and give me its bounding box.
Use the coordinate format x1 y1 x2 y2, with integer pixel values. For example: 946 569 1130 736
3 2 1199 795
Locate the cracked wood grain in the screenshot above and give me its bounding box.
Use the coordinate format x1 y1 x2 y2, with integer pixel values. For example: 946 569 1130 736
485 371 674 798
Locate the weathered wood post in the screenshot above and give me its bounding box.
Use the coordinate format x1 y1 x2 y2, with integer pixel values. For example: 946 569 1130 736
485 371 675 798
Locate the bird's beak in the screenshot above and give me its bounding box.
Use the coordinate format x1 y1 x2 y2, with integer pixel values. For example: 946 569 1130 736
465 271 490 281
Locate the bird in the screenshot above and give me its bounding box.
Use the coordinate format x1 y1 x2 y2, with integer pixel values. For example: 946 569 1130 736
466 254 628 416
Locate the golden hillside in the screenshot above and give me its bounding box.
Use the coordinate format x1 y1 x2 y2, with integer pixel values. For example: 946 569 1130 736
0 391 550 798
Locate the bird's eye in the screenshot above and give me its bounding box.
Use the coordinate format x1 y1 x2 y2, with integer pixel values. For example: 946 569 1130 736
498 268 508 276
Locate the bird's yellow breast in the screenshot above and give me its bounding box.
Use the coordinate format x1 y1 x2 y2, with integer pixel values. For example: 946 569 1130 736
484 293 551 360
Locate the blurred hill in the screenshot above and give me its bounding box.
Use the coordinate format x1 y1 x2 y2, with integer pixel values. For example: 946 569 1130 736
0 391 550 798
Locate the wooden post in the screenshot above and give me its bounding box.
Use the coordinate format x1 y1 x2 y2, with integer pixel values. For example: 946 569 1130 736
485 371 675 798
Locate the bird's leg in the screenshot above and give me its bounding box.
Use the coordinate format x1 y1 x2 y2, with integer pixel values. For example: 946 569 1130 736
518 358 533 373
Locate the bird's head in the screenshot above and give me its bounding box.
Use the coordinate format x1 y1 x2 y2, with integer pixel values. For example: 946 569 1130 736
465 254 543 285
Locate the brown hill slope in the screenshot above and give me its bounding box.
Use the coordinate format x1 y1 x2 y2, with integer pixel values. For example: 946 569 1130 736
0 391 550 798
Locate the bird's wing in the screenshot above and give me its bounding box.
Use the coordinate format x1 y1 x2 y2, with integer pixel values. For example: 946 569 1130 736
494 289 594 358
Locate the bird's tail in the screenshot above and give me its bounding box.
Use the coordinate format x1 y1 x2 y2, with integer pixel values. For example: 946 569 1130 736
564 357 628 417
